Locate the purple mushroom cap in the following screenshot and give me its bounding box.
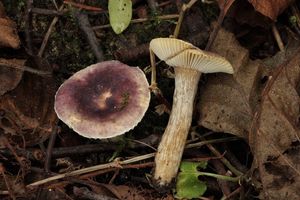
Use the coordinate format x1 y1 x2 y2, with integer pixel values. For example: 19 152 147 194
54 60 150 139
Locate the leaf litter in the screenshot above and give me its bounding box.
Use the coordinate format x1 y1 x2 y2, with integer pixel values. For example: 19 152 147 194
198 27 300 199
1 0 300 199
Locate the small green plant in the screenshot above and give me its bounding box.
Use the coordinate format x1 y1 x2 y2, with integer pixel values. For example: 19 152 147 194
108 0 132 34
175 161 241 199
175 161 208 199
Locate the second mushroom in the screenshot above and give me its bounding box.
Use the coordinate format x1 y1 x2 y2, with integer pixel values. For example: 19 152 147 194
149 38 234 188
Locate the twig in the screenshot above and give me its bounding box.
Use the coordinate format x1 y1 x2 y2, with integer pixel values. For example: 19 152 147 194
38 5 65 57
25 0 34 54
221 186 242 200
74 10 104 62
27 153 155 187
186 137 239 149
210 159 231 197
206 143 243 176
92 14 179 30
31 8 66 16
0 135 160 159
51 0 59 10
27 137 238 187
222 144 248 173
63 0 103 12
272 23 285 51
0 59 52 76
44 126 58 173
205 0 226 50
173 0 198 38
108 169 119 184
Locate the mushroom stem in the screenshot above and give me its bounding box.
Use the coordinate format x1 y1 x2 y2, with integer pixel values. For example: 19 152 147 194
153 67 201 187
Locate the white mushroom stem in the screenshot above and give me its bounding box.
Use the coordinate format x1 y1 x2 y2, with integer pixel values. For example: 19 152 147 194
154 67 201 187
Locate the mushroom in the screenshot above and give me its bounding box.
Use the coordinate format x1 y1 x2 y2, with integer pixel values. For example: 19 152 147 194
54 60 150 139
149 38 233 188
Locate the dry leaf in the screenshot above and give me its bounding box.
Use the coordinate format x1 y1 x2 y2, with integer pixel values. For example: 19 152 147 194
198 28 263 139
0 58 25 96
197 28 300 199
89 184 151 200
248 0 294 20
249 45 300 200
0 2 20 49
217 0 236 15
0 59 57 148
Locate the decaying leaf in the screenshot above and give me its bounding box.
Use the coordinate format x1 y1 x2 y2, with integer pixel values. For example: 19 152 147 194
0 58 25 96
248 0 294 21
197 28 300 199
0 2 20 49
249 45 300 200
217 0 236 16
0 59 57 148
198 28 263 139
87 183 168 200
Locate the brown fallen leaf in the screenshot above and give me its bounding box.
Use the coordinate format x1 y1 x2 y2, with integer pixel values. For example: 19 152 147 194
249 45 300 200
217 0 236 16
197 28 300 199
0 59 57 148
0 2 20 49
198 28 263 139
248 0 294 21
88 183 170 200
0 58 25 96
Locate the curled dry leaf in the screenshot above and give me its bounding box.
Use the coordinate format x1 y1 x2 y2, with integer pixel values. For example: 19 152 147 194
197 28 300 199
0 58 25 96
248 0 294 20
0 2 20 49
0 59 57 148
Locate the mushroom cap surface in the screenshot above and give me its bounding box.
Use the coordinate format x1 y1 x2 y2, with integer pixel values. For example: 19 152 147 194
54 60 150 139
150 38 233 74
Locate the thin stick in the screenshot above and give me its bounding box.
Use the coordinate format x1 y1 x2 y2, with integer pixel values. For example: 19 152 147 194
186 137 238 149
75 10 104 62
92 14 179 30
206 143 243 176
38 5 64 57
0 59 52 76
150 49 157 87
272 23 285 51
25 0 33 54
149 49 172 112
63 0 103 12
173 0 198 38
205 0 226 50
27 153 155 187
31 8 65 16
44 126 58 173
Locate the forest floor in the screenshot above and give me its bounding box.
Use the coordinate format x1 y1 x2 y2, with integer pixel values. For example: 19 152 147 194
0 0 300 200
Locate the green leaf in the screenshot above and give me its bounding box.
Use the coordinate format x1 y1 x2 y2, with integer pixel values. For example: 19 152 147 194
108 0 132 34
175 161 208 199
